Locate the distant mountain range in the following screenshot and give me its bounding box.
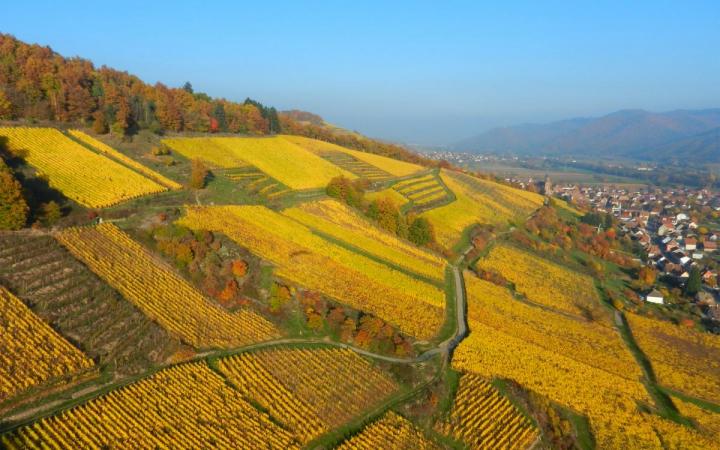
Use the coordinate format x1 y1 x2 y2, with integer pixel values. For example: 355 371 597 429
454 109 720 162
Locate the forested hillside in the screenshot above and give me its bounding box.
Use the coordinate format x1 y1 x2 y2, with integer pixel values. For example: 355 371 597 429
0 34 433 166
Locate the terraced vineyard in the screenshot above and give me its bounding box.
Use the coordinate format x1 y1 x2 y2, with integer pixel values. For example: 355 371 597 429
436 373 538 449
219 166 291 200
320 151 392 180
392 172 452 208
179 205 445 339
0 286 95 404
56 223 280 349
1 362 300 449
163 136 353 189
421 169 544 248
218 347 398 443
284 135 423 177
0 232 180 375
337 411 441 450
0 127 167 208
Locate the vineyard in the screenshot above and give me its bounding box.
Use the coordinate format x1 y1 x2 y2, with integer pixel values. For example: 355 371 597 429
365 187 411 208
0 286 95 404
218 166 291 200
218 347 398 442
55 223 280 349
392 173 452 208
421 170 544 247
337 411 441 450
475 243 605 320
162 136 353 189
0 127 167 208
179 205 445 339
1 362 300 449
435 373 538 449
284 134 424 177
320 151 392 180
282 199 447 282
463 273 641 381
0 232 180 375
68 130 182 190
625 312 720 404
452 272 718 449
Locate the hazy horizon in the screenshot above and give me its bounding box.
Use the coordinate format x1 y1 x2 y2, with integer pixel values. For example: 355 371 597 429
4 1 720 145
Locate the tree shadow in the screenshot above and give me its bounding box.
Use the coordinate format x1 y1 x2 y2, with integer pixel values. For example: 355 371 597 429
0 136 71 222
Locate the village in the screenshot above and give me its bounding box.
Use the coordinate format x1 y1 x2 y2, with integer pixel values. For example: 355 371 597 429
546 182 720 331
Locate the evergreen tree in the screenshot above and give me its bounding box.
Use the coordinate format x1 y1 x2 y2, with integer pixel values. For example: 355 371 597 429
685 267 702 296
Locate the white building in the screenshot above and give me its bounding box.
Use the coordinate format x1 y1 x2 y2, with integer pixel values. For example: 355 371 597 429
645 290 665 305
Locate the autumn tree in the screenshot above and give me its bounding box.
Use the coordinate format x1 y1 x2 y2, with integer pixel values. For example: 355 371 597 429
230 259 248 277
92 110 108 134
326 176 364 207
189 158 208 189
637 266 657 289
0 89 12 119
408 216 435 246
0 160 28 229
40 201 61 226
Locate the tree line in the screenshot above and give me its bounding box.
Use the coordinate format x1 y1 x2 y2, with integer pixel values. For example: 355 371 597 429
0 33 443 169
0 34 280 136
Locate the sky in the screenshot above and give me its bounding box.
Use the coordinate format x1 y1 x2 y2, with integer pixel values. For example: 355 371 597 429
3 1 720 145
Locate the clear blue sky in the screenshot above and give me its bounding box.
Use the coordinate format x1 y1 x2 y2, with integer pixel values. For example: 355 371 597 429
4 1 720 145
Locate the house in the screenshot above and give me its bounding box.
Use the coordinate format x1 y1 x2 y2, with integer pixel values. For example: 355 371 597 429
704 240 717 252
685 237 697 251
645 289 665 305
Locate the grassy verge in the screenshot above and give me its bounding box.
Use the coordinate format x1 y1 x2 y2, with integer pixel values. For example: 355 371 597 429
608 299 693 426
660 387 720 414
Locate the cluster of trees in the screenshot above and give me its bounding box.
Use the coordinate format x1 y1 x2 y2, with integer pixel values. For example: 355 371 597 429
0 34 441 174
151 221 249 309
516 205 635 268
298 290 414 356
0 156 28 229
326 176 436 247
0 34 280 136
